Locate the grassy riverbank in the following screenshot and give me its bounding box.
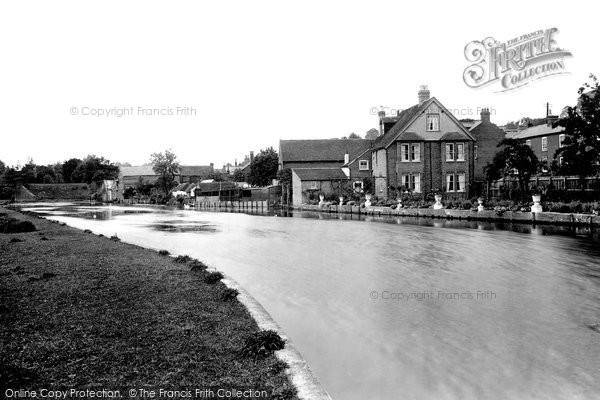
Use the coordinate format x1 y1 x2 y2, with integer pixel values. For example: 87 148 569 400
0 208 298 399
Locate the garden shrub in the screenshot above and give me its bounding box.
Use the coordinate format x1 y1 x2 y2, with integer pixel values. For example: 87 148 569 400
238 330 286 359
204 271 224 284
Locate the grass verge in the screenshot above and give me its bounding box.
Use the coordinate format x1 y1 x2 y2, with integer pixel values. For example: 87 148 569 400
0 208 298 399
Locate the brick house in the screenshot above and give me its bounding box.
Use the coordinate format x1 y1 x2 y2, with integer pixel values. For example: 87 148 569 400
372 87 476 199
468 108 507 183
279 139 372 203
507 117 565 172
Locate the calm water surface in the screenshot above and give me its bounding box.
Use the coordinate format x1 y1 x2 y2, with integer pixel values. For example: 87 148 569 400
23 203 600 400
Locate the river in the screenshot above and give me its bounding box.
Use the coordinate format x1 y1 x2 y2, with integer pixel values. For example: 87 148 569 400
23 203 600 400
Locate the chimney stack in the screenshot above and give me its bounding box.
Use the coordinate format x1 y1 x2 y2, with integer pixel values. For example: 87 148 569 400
480 108 491 123
418 85 430 104
250 151 254 163
344 153 349 165
546 115 558 127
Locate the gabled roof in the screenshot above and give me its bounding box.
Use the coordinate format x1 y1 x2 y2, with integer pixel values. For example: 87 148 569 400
469 120 506 139
507 124 564 140
373 104 422 149
180 165 213 176
120 165 156 176
373 97 475 149
292 168 349 181
280 139 371 163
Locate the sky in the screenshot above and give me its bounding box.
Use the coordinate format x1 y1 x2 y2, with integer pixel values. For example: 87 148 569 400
0 0 598 168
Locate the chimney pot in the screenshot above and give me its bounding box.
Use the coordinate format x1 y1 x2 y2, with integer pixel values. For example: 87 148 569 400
418 85 430 104
480 108 491 123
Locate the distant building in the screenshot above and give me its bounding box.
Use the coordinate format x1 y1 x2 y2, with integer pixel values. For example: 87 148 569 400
291 168 349 206
507 116 565 172
119 164 215 191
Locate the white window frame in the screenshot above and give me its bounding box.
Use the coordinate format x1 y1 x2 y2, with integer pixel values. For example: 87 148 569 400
400 144 410 162
358 160 369 171
426 114 440 131
402 174 410 190
541 136 548 152
410 143 420 162
559 134 565 148
353 181 363 190
446 173 455 191
474 145 478 160
457 173 466 192
310 181 318 190
456 143 465 161
412 173 421 193
526 140 531 148
445 143 455 161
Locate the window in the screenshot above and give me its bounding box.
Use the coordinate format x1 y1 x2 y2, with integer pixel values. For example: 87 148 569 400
353 181 363 190
310 181 318 190
401 143 420 162
474 145 478 160
426 114 440 131
526 140 531 148
559 134 565 147
412 174 421 193
359 160 369 170
402 174 410 189
445 143 455 161
457 174 465 192
446 174 455 191
401 144 410 162
411 144 420 162
446 173 466 192
456 143 465 161
559 156 564 166
542 137 548 152
541 156 548 172
401 174 421 193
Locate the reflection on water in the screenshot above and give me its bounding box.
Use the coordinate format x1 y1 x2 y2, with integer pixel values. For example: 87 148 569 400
21 203 600 400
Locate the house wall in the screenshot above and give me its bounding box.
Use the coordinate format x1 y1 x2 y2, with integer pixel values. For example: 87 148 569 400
441 141 471 196
379 102 474 199
471 124 506 182
408 103 460 136
372 149 388 198
526 132 563 165
292 171 303 206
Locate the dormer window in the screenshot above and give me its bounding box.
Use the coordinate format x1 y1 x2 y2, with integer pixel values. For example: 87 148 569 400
426 114 439 131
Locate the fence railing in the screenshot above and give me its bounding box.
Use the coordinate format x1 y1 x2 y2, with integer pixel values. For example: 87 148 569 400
489 176 600 196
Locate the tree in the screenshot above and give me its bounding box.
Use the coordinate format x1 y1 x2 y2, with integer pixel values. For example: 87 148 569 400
555 74 600 181
150 149 180 194
248 147 278 187
62 158 82 183
0 160 5 176
232 169 244 182
71 155 119 184
347 132 362 139
207 171 225 182
485 138 539 198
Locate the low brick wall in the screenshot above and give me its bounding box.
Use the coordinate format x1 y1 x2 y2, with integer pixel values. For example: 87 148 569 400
295 204 600 227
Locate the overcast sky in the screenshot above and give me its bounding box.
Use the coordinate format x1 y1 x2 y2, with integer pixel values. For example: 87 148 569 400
1 0 597 168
